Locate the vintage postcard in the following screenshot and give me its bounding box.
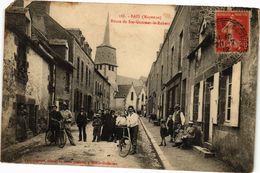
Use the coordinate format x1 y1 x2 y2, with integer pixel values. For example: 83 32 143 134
1 0 259 172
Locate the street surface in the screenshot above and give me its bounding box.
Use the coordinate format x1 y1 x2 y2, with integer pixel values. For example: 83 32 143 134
15 121 162 169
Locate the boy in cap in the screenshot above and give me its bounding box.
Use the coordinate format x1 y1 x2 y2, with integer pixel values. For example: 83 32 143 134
92 111 102 142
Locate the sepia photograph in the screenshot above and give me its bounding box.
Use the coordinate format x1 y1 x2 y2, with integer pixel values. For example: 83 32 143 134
0 0 259 172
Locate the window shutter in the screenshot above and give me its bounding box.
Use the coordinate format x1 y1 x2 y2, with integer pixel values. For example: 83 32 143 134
190 85 194 121
230 61 241 127
212 72 220 124
198 80 204 122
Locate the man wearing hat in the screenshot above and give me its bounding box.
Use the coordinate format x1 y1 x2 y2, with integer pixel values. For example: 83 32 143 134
181 121 196 148
172 104 185 145
76 107 88 142
60 102 76 146
49 105 63 143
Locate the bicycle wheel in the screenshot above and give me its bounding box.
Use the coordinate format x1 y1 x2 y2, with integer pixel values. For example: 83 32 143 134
45 130 54 145
58 130 67 148
119 136 132 157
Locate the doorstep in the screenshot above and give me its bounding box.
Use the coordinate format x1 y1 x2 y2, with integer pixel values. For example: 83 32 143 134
192 145 215 158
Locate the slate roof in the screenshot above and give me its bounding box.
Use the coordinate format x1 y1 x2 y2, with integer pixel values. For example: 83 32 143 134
117 75 145 86
115 85 132 98
94 45 117 66
27 1 95 65
134 86 143 96
28 4 72 41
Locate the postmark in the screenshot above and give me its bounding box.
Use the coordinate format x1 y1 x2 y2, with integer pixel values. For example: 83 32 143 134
215 11 250 53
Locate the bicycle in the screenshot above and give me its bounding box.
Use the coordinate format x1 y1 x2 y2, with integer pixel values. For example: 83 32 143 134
45 119 67 148
117 126 132 157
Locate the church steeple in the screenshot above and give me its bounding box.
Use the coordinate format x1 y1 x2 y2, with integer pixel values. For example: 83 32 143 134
102 13 111 46
95 12 117 66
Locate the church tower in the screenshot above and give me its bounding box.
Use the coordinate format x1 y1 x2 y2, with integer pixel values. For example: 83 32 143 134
95 13 118 108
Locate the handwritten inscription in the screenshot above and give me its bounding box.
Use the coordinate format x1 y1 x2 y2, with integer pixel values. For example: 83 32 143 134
111 14 171 25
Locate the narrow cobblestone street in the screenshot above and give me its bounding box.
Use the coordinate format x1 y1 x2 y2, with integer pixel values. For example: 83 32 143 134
14 122 162 169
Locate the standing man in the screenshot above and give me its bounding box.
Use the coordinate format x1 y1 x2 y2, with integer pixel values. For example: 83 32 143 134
76 107 88 142
60 103 76 146
127 105 139 155
172 104 185 146
49 105 63 143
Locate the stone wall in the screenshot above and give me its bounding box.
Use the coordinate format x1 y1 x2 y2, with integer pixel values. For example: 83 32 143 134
2 30 18 148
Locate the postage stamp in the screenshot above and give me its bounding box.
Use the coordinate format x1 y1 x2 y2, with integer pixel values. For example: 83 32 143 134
215 11 250 53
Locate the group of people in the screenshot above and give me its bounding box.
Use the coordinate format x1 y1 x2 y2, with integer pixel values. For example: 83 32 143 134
159 104 196 149
49 104 140 155
91 106 139 155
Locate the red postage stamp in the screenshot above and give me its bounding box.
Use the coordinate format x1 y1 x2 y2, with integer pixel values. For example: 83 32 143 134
215 11 249 53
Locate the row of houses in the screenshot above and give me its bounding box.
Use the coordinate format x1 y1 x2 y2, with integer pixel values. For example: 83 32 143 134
146 6 258 171
2 1 111 148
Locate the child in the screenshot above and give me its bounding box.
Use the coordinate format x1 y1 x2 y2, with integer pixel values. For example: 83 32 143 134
92 113 102 142
159 120 168 146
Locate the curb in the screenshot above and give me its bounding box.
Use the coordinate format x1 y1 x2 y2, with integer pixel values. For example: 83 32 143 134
1 133 45 162
139 118 175 170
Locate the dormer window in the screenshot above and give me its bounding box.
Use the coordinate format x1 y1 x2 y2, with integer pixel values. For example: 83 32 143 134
199 18 207 44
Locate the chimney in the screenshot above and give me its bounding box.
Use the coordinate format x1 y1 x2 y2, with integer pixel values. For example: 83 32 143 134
28 1 51 14
13 0 24 7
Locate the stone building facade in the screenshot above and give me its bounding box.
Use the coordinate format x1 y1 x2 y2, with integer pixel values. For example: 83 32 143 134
146 6 258 171
28 1 74 111
68 29 95 115
28 1 96 118
93 69 111 112
2 0 112 148
2 3 58 148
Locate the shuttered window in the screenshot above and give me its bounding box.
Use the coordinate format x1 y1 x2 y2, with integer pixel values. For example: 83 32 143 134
219 61 241 127
225 72 232 122
193 83 200 121
212 72 220 124
230 61 241 127
190 85 194 121
198 80 204 122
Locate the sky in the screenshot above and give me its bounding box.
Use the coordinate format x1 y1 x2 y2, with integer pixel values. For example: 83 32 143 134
46 2 175 79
